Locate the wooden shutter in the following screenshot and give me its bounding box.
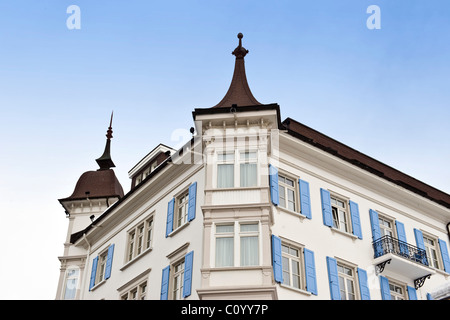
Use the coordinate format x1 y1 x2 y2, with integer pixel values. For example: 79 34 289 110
187 182 197 222
299 179 312 219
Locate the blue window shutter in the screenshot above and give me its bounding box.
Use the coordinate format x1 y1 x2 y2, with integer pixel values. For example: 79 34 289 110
183 251 194 298
414 228 428 266
89 256 98 291
166 198 175 237
349 200 362 239
395 221 409 256
298 179 312 219
357 268 371 300
438 239 450 272
369 209 383 257
320 189 333 227
160 265 170 300
269 165 279 206
379 276 391 300
187 182 197 222
407 286 418 300
271 235 283 283
303 249 317 295
427 293 433 300
369 209 381 241
326 256 341 300
104 244 115 280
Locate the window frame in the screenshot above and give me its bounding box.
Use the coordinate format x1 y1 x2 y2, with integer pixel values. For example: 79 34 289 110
330 194 351 234
126 215 154 263
278 173 298 213
213 221 261 268
336 261 357 300
216 149 259 189
121 280 148 300
388 279 407 300
62 267 79 300
280 241 305 291
422 233 442 270
96 249 109 285
174 189 190 230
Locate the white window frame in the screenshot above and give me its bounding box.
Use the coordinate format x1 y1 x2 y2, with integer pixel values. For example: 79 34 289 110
126 215 154 263
216 149 259 188
281 241 305 291
389 279 407 300
62 267 79 300
174 189 190 230
213 221 261 268
330 194 351 234
422 233 442 270
378 215 395 237
337 261 357 300
278 173 298 213
172 259 185 300
96 249 108 284
121 280 148 300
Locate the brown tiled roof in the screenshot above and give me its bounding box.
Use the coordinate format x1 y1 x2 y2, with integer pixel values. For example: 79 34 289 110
59 169 124 202
282 117 450 209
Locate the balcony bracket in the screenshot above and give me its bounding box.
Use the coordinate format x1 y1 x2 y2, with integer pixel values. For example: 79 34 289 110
375 259 391 275
414 274 431 290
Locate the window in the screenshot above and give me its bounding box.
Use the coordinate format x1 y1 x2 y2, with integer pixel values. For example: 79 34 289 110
217 152 234 188
217 150 258 188
214 222 260 267
331 196 350 233
127 217 154 262
337 263 356 300
278 174 297 212
215 224 234 267
240 223 259 266
96 251 108 284
121 281 147 300
281 243 303 290
172 259 185 300
175 190 190 229
389 281 406 300
379 216 394 237
63 268 79 300
240 151 257 187
423 235 440 269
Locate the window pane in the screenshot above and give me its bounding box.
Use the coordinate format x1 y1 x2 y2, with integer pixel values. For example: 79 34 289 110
240 236 258 266
218 164 234 188
216 238 234 267
240 152 257 160
216 224 234 233
240 163 257 187
240 223 258 232
218 153 234 161
279 186 286 208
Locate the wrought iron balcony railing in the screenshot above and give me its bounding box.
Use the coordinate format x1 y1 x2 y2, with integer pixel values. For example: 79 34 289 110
372 235 429 267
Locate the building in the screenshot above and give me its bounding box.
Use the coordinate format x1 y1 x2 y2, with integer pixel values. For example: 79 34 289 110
56 33 450 300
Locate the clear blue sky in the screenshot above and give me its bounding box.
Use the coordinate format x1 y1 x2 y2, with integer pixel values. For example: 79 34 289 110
0 1 449 299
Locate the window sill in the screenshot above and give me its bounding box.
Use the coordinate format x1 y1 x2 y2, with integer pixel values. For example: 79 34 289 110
90 279 106 292
279 284 312 297
120 247 153 271
329 226 359 241
167 221 190 237
276 206 307 220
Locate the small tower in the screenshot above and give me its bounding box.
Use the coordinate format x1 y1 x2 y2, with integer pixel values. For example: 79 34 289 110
56 113 124 300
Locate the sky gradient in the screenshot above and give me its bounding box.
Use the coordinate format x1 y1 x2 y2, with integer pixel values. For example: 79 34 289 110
0 1 449 299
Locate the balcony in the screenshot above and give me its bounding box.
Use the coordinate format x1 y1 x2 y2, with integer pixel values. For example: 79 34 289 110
372 235 435 289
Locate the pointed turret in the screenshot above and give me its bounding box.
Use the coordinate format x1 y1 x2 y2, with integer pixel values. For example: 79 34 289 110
213 33 262 108
96 112 115 170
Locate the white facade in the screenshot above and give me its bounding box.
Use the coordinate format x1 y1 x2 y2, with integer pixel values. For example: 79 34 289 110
56 35 450 301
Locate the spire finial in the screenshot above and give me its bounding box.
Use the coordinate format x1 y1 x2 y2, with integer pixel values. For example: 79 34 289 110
232 32 248 59
96 111 116 170
106 111 113 140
